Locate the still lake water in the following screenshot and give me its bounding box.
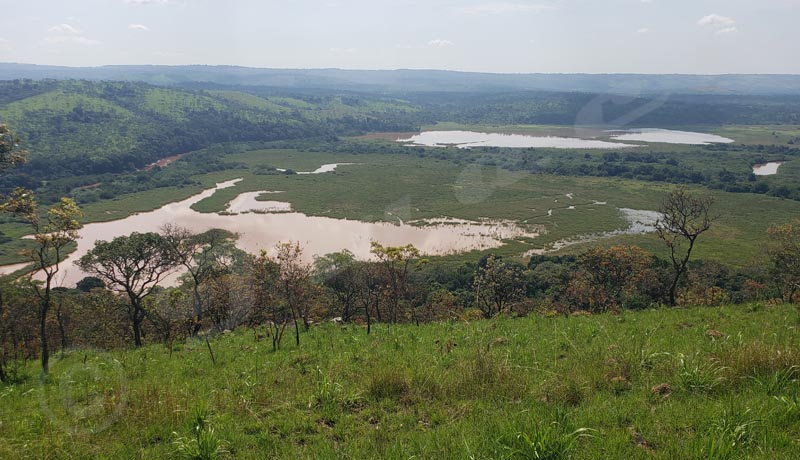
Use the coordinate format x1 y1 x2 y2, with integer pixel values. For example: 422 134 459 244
752 161 784 176
398 128 734 148
398 131 636 149
0 178 539 286
608 128 735 145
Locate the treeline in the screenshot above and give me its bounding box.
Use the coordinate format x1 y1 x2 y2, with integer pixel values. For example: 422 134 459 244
2 216 798 382
413 91 800 126
271 138 800 201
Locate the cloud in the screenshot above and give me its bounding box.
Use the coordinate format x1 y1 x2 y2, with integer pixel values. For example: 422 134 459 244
128 24 150 31
697 14 736 27
329 47 356 53
47 23 99 45
716 27 738 35
124 0 168 4
460 2 556 15
637 28 650 34
49 24 81 34
428 39 454 47
45 35 100 45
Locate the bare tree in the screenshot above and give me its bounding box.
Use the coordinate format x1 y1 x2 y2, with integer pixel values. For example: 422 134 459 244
78 232 177 347
655 186 718 306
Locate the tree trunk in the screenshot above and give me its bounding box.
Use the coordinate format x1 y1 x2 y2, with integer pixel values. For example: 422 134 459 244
191 282 203 336
40 304 49 375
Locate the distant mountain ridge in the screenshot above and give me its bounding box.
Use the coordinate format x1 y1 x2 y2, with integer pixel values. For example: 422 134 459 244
2 63 800 95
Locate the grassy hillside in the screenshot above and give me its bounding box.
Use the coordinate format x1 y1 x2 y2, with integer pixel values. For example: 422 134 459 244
0 80 418 181
0 303 798 459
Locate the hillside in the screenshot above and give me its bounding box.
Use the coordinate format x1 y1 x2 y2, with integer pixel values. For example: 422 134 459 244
0 80 418 181
0 304 797 459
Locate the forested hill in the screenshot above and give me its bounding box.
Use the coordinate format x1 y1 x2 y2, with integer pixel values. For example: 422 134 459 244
0 79 419 180
2 63 800 95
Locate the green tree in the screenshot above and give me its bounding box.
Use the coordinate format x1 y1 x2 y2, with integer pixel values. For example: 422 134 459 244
371 242 421 324
473 255 526 318
161 225 239 335
766 219 800 302
0 124 27 173
78 232 177 347
2 191 82 375
578 245 652 311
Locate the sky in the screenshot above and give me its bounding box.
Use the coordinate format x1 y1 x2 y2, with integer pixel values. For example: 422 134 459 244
0 0 798 74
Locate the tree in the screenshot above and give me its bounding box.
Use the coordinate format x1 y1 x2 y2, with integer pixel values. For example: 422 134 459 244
248 251 287 351
575 245 652 312
76 276 105 292
655 187 718 306
1 191 82 375
78 232 177 347
314 251 361 322
473 255 526 318
766 219 800 302
0 124 27 173
161 225 239 334
370 242 421 324
275 242 317 346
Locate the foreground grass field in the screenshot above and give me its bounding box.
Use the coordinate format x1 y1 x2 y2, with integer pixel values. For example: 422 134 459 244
1 304 798 459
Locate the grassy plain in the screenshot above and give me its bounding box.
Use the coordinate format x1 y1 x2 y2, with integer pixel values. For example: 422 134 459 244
2 136 799 267
1 303 798 459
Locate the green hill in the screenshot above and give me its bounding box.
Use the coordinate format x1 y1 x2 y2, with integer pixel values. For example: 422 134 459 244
0 303 797 459
0 80 418 181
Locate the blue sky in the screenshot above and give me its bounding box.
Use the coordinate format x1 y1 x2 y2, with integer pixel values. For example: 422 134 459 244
0 0 798 73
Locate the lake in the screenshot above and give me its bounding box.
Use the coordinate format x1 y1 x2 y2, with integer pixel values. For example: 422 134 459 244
397 128 735 148
0 178 540 286
607 128 734 145
397 130 637 149
752 161 784 176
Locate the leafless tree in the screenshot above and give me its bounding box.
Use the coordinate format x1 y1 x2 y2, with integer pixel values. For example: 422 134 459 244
655 186 718 306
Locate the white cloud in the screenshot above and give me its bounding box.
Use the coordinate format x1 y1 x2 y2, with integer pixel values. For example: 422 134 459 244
460 2 556 15
47 23 99 45
329 47 356 53
716 27 738 35
45 35 100 45
637 28 650 34
125 0 168 5
49 24 81 34
428 39 454 47
128 24 150 31
697 14 736 27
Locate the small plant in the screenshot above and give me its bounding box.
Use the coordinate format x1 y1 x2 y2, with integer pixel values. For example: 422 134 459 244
367 369 409 400
498 419 594 460
753 365 798 395
773 394 800 423
699 407 760 460
173 427 228 460
173 404 228 460
677 354 727 393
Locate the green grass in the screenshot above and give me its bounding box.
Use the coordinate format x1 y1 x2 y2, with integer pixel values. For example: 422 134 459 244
3 143 798 267
1 303 798 459
189 148 800 265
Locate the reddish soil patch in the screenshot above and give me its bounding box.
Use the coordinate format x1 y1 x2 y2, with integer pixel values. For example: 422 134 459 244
144 153 187 171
